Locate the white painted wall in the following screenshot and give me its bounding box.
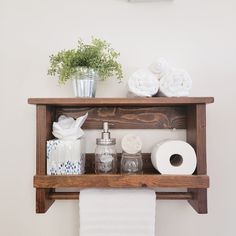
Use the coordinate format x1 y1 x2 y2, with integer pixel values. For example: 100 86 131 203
1 0 236 235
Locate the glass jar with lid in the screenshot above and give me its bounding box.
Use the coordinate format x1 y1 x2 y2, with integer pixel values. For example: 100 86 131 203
95 122 117 174
120 134 143 174
121 151 143 174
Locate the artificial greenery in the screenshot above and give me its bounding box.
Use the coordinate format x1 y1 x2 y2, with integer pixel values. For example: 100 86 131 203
48 37 123 84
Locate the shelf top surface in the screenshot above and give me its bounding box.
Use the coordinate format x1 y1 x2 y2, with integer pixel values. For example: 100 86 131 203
28 97 214 106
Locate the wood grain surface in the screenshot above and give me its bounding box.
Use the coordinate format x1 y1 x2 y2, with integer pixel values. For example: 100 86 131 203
187 104 208 214
55 106 186 129
36 105 55 213
34 174 209 189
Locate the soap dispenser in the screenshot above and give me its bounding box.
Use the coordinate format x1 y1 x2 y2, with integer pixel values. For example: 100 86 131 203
95 122 117 174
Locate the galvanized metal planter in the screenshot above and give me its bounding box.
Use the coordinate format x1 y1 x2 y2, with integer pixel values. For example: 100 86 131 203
72 68 97 97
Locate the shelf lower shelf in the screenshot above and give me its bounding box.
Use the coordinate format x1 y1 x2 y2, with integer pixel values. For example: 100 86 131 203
34 174 209 189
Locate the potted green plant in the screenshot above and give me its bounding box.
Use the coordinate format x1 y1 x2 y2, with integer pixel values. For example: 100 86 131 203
48 37 123 97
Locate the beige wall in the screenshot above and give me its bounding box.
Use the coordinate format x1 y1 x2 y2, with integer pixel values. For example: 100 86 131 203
1 0 236 235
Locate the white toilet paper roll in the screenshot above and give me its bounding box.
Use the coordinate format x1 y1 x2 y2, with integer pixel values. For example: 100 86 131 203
151 140 197 174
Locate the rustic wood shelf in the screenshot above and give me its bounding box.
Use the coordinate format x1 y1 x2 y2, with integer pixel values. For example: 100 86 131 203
28 97 214 106
28 97 214 214
34 174 209 189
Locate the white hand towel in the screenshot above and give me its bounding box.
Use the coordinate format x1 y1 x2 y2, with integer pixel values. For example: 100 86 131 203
159 69 192 97
79 188 156 236
128 69 159 97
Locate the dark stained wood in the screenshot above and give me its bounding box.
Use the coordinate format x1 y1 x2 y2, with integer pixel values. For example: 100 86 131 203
29 97 213 214
36 105 55 213
156 192 193 200
187 104 208 214
28 97 214 106
49 192 193 200
55 106 186 129
34 175 209 189
189 189 207 214
49 192 80 200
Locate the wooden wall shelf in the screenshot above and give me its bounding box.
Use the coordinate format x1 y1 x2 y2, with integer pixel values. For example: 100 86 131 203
28 97 214 106
34 174 209 189
28 97 214 214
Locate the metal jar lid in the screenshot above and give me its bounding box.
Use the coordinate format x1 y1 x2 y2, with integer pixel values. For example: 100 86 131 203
96 138 116 145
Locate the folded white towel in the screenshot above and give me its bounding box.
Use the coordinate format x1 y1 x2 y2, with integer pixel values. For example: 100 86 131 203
128 69 159 97
159 69 192 97
52 113 88 140
80 189 156 236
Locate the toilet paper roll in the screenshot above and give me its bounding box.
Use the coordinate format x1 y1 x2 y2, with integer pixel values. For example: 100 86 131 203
151 140 197 174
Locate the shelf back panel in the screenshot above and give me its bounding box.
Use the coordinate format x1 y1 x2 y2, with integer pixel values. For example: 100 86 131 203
55 106 186 129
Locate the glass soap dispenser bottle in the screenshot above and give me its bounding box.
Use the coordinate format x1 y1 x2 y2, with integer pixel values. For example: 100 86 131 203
95 122 117 174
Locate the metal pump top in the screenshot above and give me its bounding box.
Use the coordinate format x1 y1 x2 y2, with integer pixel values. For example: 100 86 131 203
96 122 116 145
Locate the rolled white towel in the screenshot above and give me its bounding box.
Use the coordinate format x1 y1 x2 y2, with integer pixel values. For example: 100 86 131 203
128 69 159 97
149 58 171 80
159 68 192 97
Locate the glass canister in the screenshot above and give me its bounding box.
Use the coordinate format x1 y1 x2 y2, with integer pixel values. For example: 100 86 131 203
121 151 143 174
120 134 143 174
95 122 117 174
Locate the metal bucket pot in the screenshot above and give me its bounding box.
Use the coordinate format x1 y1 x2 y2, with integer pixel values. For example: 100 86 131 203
72 68 97 98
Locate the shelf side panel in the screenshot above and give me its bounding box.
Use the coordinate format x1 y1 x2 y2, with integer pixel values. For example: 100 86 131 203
36 105 55 213
55 106 186 129
187 104 208 214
